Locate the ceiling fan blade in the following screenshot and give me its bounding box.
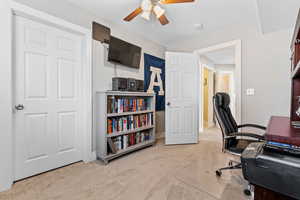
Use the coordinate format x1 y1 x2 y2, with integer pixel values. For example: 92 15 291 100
160 0 194 4
123 7 143 21
158 14 169 25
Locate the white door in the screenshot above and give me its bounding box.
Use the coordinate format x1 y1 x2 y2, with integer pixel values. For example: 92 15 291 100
165 52 199 145
14 16 83 180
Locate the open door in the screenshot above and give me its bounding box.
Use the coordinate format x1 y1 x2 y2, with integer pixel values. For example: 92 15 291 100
165 52 199 145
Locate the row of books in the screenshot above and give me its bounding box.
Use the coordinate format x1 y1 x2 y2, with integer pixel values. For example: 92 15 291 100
108 131 152 153
107 96 151 114
107 113 153 134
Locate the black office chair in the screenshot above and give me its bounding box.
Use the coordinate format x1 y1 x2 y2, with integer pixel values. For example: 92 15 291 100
213 93 266 178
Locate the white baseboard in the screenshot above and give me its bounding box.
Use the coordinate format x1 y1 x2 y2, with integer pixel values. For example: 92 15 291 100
0 182 12 193
85 151 97 162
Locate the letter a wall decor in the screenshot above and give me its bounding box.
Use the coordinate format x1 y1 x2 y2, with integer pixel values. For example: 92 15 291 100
144 53 165 111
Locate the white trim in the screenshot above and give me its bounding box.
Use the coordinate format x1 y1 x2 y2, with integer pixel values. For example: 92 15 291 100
255 0 264 35
194 52 201 139
8 2 93 188
11 2 90 35
0 0 13 192
194 40 242 133
202 64 216 72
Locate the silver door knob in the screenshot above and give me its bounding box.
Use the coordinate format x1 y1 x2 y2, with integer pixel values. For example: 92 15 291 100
15 104 24 110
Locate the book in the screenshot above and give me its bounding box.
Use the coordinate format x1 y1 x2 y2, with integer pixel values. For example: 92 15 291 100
107 96 113 113
135 132 141 144
117 99 121 113
108 130 152 154
130 133 135 146
107 113 153 135
114 136 122 151
107 97 150 114
107 119 113 134
141 132 145 142
123 135 128 149
123 117 127 131
107 138 117 154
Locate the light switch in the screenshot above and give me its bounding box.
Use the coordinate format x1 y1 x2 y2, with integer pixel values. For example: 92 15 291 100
246 88 255 96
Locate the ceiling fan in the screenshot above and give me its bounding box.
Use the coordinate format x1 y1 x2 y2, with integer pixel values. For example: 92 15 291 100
123 0 195 26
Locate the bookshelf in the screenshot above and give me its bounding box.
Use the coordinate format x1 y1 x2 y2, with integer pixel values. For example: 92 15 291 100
291 9 300 124
95 91 156 164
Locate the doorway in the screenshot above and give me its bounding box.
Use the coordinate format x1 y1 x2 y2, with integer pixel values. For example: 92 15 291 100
196 40 242 141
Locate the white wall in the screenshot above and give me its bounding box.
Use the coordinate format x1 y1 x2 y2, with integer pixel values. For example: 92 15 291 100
215 64 235 73
168 28 292 126
92 41 164 92
0 0 13 192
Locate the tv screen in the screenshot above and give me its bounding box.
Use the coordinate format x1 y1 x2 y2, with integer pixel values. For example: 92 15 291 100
108 36 142 69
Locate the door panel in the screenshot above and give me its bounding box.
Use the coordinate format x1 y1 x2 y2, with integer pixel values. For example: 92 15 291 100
169 108 181 135
165 52 199 145
58 59 76 99
25 52 48 99
25 113 49 161
58 112 77 153
183 107 193 134
14 16 83 180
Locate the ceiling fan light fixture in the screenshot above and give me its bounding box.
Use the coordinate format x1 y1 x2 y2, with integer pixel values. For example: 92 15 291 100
141 0 153 12
153 5 165 18
141 0 153 20
141 11 151 20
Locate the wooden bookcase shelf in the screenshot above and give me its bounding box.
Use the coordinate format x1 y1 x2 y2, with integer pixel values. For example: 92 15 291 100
107 125 155 138
104 140 155 160
95 91 156 164
292 61 300 79
107 110 154 117
290 9 300 124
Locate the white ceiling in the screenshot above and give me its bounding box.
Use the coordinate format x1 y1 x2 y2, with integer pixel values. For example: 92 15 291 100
65 0 300 46
203 47 235 65
257 0 300 34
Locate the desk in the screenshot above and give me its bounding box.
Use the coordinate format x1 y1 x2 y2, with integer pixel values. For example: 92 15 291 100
254 185 296 200
266 116 300 146
252 116 300 200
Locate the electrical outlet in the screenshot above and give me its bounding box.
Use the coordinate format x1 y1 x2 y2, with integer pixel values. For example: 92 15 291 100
246 88 255 96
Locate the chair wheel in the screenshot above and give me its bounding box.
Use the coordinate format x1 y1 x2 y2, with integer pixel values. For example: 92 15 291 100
244 189 251 196
216 170 222 177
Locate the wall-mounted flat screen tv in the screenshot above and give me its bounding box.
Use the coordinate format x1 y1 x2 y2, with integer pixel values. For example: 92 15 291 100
108 36 142 69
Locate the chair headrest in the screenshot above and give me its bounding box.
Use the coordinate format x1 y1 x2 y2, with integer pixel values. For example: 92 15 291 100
214 93 230 108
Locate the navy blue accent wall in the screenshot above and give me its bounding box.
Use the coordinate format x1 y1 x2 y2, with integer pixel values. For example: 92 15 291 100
144 53 165 111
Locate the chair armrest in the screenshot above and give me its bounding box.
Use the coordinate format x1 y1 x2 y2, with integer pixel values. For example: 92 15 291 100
237 124 267 130
228 132 265 140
